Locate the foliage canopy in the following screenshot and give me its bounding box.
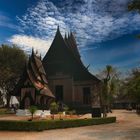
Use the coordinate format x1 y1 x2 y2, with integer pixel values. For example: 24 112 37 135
128 0 140 12
122 68 140 104
0 44 27 106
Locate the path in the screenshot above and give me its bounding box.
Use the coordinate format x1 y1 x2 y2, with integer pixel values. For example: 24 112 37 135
0 110 140 140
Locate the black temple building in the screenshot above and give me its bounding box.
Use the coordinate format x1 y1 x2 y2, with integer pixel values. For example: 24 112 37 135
43 27 101 113
14 27 101 115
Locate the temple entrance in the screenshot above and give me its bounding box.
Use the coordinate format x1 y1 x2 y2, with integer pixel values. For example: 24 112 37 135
40 96 48 109
55 85 63 102
40 96 45 106
83 87 91 105
24 97 31 109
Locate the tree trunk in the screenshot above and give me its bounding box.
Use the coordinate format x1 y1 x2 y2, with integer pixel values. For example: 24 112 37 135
32 113 33 120
103 105 107 117
6 95 11 108
51 114 54 120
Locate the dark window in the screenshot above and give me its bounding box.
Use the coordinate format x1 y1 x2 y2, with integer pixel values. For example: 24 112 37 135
83 87 91 105
40 96 45 106
24 97 31 109
55 85 63 101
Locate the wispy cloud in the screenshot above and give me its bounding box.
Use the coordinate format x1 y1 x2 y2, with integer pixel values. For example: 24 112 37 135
11 0 140 48
9 34 52 55
8 0 140 59
0 14 19 30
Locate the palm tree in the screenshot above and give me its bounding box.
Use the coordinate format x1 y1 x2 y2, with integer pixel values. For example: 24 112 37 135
106 65 112 81
29 106 37 120
101 65 119 117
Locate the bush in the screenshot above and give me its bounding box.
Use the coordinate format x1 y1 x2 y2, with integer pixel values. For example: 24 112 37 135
0 117 116 131
50 102 59 114
0 120 46 131
28 106 38 120
63 105 69 114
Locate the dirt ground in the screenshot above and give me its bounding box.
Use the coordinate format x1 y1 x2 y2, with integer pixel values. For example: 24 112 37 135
0 110 140 140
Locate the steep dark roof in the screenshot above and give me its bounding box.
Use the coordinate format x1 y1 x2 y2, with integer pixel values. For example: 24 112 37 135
43 27 100 82
65 32 80 59
13 50 55 98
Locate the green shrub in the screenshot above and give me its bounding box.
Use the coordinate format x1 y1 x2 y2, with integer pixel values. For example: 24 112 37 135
0 117 116 131
63 105 69 114
50 102 59 114
0 120 45 131
28 106 38 120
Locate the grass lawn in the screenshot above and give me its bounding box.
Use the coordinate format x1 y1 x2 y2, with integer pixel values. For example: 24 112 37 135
0 108 14 115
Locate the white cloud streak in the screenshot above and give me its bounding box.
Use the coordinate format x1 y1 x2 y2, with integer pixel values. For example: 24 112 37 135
0 14 19 30
9 0 140 53
9 35 52 55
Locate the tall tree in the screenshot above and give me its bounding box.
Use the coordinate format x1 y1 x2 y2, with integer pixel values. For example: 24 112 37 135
123 68 140 104
119 68 140 113
128 0 140 40
0 90 4 106
0 44 27 107
97 65 120 117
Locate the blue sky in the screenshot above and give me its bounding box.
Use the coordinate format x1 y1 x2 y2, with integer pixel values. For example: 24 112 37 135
0 0 140 76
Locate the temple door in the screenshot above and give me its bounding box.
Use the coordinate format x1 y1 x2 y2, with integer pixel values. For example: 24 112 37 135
24 97 31 109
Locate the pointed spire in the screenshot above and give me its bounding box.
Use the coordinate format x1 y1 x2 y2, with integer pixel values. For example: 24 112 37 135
69 32 75 46
70 31 73 37
35 50 39 56
65 32 67 40
57 25 60 33
68 32 70 39
31 48 34 56
31 47 36 62
55 25 63 38
70 32 73 41
71 32 77 47
28 55 31 67
24 60 28 70
43 25 68 54
70 32 76 42
40 53 42 60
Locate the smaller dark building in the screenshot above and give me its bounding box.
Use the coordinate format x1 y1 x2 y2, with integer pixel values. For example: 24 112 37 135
13 50 55 109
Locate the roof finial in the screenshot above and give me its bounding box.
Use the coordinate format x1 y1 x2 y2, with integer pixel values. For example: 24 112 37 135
65 32 67 40
40 53 42 60
35 50 39 55
70 31 73 37
56 25 61 35
32 47 34 56
57 25 60 31
68 32 70 39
